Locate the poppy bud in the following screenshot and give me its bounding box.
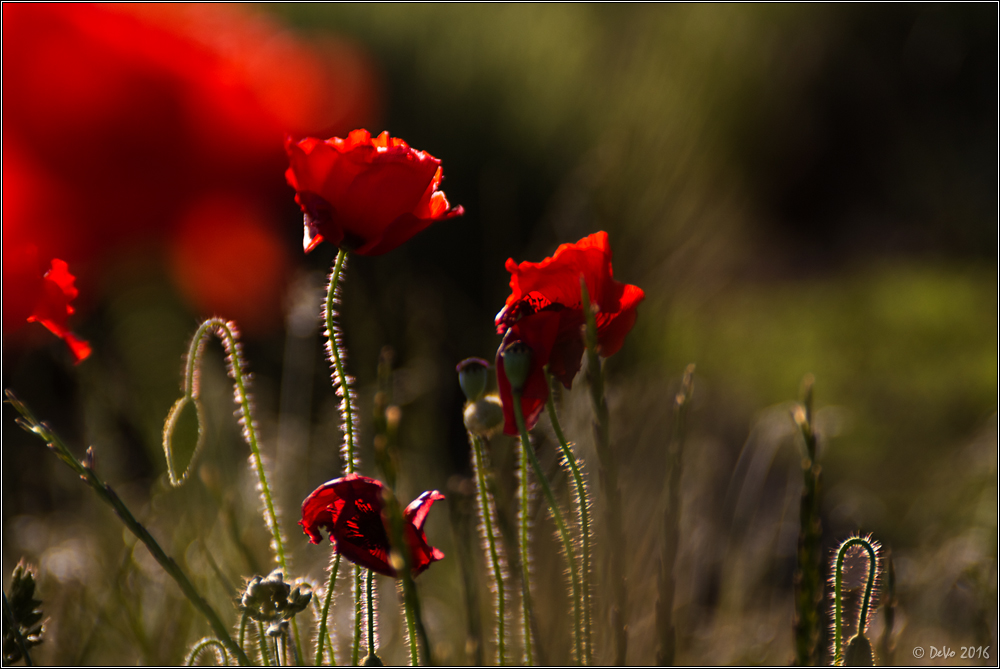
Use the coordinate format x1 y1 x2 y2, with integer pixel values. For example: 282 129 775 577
362 653 385 666
844 633 875 666
456 357 490 402
500 342 533 394
463 395 504 437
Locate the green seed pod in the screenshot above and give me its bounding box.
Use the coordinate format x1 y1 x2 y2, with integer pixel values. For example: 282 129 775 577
501 342 533 393
457 357 491 402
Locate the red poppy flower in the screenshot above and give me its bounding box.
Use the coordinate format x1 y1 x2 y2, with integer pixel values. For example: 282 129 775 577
285 129 464 255
7 246 91 364
300 473 445 578
495 231 644 435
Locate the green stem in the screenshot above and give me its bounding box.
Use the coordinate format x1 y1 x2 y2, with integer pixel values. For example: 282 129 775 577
470 432 507 665
7 391 250 666
366 569 376 659
257 621 272 667
351 567 364 666
178 320 290 572
239 613 248 659
656 364 695 665
833 537 879 665
543 371 591 665
793 375 823 666
185 637 230 666
515 419 535 666
401 580 419 666
512 390 583 665
580 280 628 664
315 548 342 664
325 249 357 474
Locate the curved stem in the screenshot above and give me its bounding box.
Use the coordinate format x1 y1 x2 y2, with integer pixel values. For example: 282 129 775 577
470 432 507 665
544 370 592 665
513 390 583 665
8 392 250 666
185 637 230 666
833 537 879 665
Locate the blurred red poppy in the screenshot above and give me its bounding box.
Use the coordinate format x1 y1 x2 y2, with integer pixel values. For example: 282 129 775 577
300 473 445 578
495 232 645 435
285 129 464 255
7 246 91 364
3 4 381 339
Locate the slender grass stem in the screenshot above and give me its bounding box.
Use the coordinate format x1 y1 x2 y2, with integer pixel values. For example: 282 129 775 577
7 391 251 666
793 375 823 666
656 364 695 665
543 370 592 665
469 431 508 665
512 390 584 665
580 280 628 664
315 553 341 665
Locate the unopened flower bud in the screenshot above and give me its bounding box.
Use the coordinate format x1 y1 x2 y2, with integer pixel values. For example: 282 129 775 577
456 357 490 402
500 342 533 393
463 395 504 437
362 653 385 666
844 633 874 666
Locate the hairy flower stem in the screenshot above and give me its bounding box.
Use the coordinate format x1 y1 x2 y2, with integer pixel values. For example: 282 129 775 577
470 431 508 665
832 537 879 666
793 375 824 665
580 280 628 664
185 637 229 666
7 391 251 666
512 391 584 665
315 554 341 665
514 427 536 667
256 621 272 666
543 370 592 665
171 319 303 658
323 249 364 663
366 570 377 659
656 364 695 665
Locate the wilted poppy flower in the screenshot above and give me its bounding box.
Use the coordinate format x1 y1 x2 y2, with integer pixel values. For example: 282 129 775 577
495 231 644 435
285 129 464 255
7 246 91 364
300 473 445 578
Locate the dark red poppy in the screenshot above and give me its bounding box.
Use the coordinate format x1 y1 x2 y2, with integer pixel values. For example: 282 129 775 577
300 473 445 578
285 129 464 255
7 246 91 364
495 231 645 435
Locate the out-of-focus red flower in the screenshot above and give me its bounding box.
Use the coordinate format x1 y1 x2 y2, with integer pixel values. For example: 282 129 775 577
300 473 445 578
495 232 645 435
2 4 382 339
6 246 91 364
285 129 465 255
